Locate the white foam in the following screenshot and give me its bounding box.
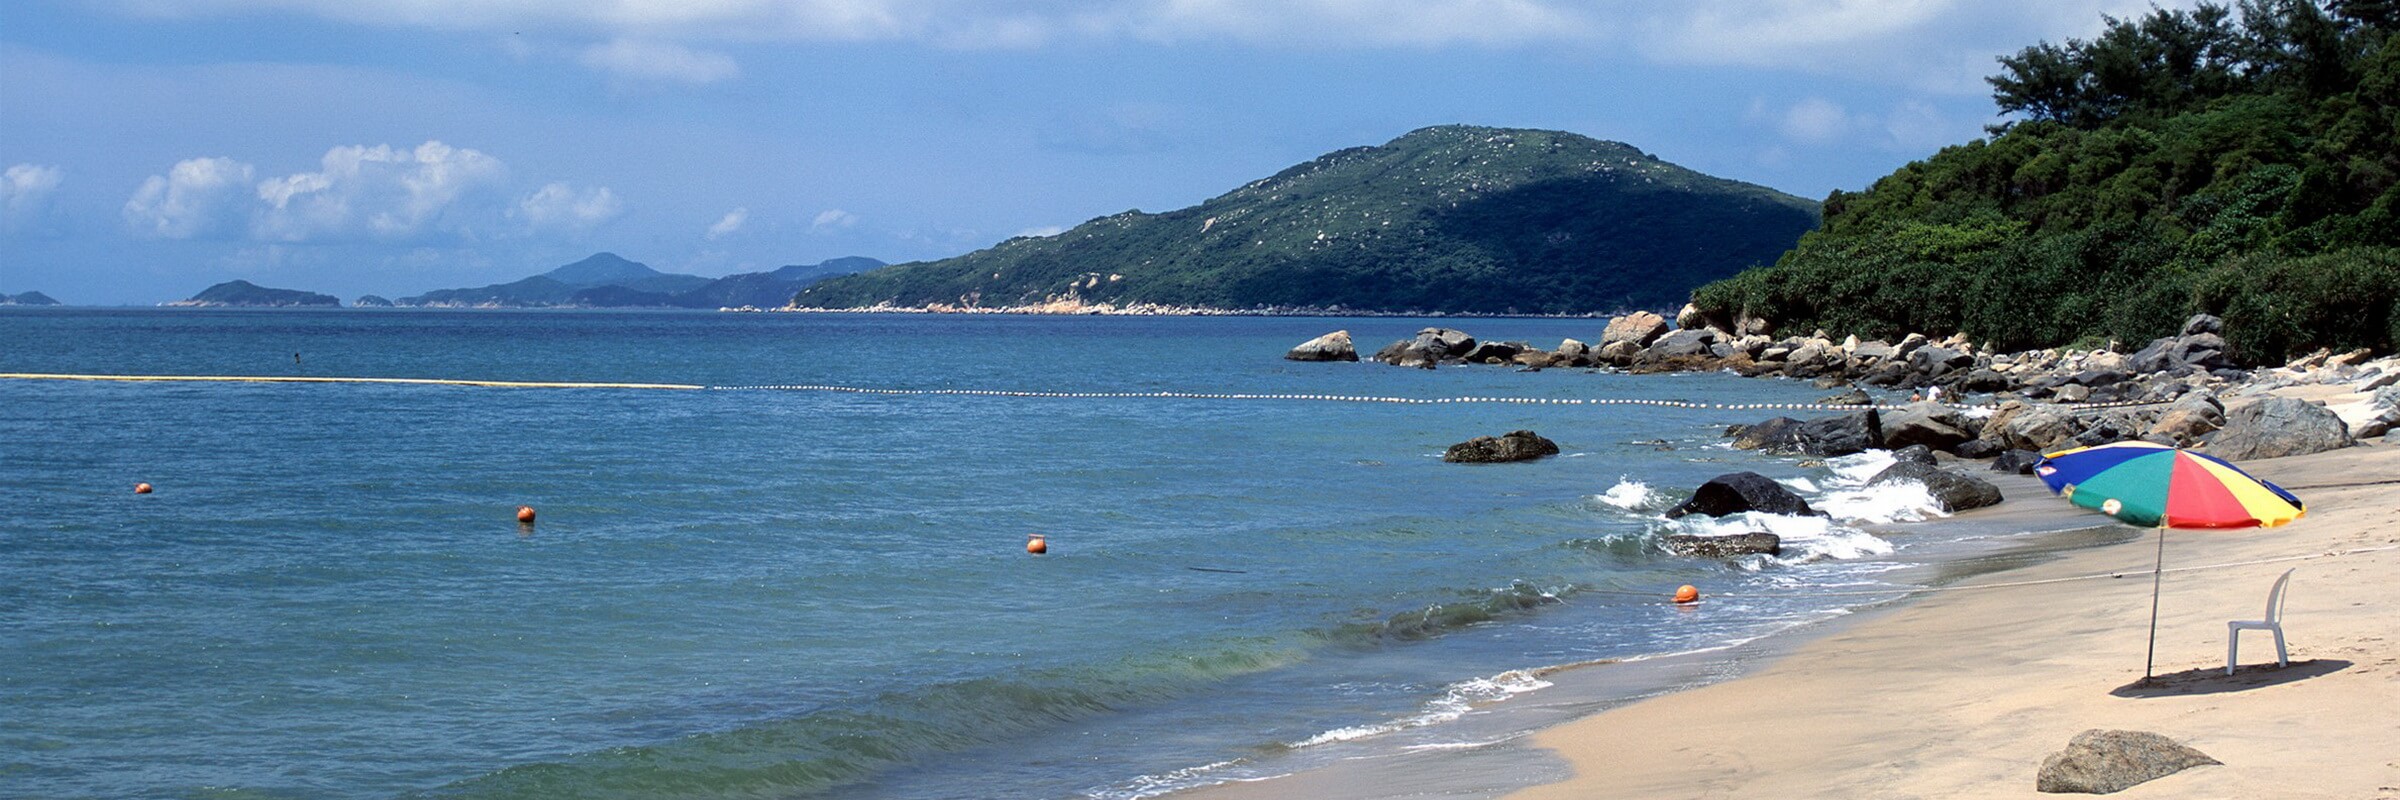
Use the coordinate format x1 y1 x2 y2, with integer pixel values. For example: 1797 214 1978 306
1287 669 1551 749
1595 478 1656 510
1815 482 1946 525
1664 510 1896 563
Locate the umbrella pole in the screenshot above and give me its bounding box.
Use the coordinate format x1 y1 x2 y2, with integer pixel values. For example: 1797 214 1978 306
2143 525 2166 683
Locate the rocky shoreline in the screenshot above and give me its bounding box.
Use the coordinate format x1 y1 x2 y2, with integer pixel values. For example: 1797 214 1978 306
1286 308 2399 560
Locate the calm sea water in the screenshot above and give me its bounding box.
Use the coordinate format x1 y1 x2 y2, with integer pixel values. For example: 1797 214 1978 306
5 309 1953 799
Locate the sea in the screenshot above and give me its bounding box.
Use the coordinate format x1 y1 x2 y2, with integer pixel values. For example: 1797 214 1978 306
0 309 2080 799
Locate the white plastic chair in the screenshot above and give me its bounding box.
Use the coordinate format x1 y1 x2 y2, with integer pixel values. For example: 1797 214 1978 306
2226 568 2295 675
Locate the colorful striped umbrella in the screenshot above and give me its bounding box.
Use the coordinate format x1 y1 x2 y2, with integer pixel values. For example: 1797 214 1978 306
2032 440 2305 681
2035 441 2305 528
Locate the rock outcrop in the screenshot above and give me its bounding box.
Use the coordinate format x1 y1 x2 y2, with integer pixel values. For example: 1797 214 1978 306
1868 462 2005 512
1442 430 1560 463
1662 533 1782 558
1286 330 1360 362
2036 729 2218 794
2207 397 2355 460
1667 472 1817 519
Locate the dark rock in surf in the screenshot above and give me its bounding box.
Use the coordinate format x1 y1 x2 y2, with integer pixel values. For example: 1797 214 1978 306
1667 472 1817 519
1443 430 1560 463
1868 461 2004 512
1662 533 1782 558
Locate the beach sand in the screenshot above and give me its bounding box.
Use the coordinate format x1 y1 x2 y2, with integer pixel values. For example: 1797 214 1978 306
1501 441 2400 800
1181 407 2399 799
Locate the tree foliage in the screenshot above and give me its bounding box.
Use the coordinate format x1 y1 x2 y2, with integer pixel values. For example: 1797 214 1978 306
1697 0 2400 363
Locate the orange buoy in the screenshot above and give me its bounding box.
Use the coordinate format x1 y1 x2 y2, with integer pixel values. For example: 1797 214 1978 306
516 505 537 524
1026 534 1047 555
1673 584 1700 604
134 482 153 494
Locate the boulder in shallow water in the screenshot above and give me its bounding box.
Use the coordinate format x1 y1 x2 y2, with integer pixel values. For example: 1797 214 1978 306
1818 386 1873 406
2206 396 2354 460
1662 533 1782 558
1602 311 1671 349
1285 330 1359 362
2036 729 2218 794
1667 472 1817 519
1443 430 1560 463
1882 402 1978 453
1869 462 2003 512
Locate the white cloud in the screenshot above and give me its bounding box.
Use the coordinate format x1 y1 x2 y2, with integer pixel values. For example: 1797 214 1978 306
1779 97 1851 144
578 38 740 84
812 208 859 230
706 207 748 239
515 181 623 232
251 141 508 242
2 163 65 232
124 156 255 239
1014 225 1065 238
123 141 625 245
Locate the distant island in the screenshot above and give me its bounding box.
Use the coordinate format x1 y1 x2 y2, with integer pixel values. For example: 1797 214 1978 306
794 125 1821 315
396 253 883 309
0 291 62 306
167 280 340 308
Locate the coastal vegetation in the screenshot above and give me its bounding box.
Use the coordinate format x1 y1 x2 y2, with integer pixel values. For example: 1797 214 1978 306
1693 0 2400 364
795 126 1821 315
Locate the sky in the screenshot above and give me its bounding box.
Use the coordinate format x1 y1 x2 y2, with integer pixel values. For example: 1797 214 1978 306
0 0 2195 305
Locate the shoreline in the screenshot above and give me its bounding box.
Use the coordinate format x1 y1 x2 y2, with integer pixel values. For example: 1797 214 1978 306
1175 443 2400 799
1161 471 2141 800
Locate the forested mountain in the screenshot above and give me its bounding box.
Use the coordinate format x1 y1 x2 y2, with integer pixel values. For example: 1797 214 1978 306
795 126 1821 315
1694 0 2400 363
397 253 882 308
169 280 340 308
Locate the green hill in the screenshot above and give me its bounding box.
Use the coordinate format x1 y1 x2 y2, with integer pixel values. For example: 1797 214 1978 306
169 280 340 308
795 125 1821 315
399 253 881 308
1693 1 2400 363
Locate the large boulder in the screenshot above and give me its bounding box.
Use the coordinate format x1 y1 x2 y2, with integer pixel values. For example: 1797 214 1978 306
1461 340 1527 364
1554 338 1592 366
1601 311 1671 349
1667 472 1818 519
1729 417 1808 452
1375 339 1435 368
2128 316 2236 375
2207 397 2355 460
1442 430 1560 463
1881 402 1979 452
1415 327 1476 360
2144 393 2225 447
1285 330 1359 362
1988 402 2085 453
1644 328 1719 359
1992 448 2045 474
1869 462 2004 512
2036 729 2219 794
1595 339 1644 366
1797 410 1885 457
1661 533 1782 558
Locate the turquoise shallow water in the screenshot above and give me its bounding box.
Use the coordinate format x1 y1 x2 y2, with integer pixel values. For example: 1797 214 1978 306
5 309 1943 799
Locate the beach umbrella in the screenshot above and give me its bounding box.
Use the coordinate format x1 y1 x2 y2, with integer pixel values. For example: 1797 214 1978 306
2033 441 2305 680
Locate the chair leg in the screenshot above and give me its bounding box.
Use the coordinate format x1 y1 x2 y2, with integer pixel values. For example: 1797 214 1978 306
2272 626 2287 667
2227 625 2240 675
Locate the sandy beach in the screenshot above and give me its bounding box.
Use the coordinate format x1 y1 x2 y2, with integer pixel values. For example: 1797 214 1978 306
1501 438 2400 799
1183 396 2400 799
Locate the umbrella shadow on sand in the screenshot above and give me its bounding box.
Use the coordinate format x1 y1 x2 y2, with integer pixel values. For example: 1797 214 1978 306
2109 659 2351 698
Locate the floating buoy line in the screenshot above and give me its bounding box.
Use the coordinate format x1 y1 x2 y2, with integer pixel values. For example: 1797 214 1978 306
0 372 2177 414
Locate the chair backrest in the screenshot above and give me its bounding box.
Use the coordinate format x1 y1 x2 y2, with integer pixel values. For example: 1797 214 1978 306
2264 568 2296 622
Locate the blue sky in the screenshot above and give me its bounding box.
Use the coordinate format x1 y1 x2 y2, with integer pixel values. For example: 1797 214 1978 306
1 0 2188 304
